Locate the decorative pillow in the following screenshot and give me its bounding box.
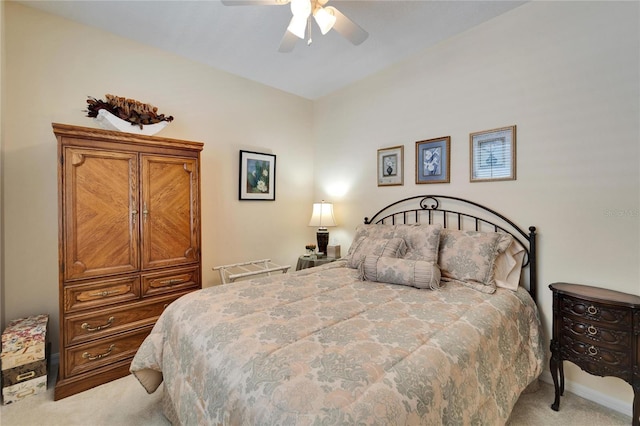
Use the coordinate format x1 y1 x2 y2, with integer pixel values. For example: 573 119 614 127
494 239 526 291
347 224 396 257
393 224 442 263
347 237 407 269
438 229 513 294
360 255 441 290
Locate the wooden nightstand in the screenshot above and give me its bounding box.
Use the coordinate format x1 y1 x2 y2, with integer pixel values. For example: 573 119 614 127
295 256 338 271
549 282 640 426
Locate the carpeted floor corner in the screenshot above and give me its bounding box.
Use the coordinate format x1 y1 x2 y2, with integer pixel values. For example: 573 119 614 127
0 373 632 425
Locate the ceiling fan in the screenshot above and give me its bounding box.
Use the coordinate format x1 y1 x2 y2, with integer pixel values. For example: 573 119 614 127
221 0 369 52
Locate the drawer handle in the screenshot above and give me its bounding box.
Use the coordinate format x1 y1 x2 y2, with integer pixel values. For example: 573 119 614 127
81 316 115 332
587 305 598 315
587 325 597 335
76 285 131 302
160 279 183 286
16 371 36 381
93 289 120 298
587 346 598 356
16 389 35 399
82 344 115 361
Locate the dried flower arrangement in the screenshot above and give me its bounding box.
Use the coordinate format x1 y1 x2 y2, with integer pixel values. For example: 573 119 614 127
85 94 174 129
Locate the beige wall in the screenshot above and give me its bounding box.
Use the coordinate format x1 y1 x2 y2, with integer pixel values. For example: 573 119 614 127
2 0 639 417
314 1 639 415
2 2 314 350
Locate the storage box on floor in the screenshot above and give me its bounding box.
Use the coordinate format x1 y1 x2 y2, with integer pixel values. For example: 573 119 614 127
1 314 49 404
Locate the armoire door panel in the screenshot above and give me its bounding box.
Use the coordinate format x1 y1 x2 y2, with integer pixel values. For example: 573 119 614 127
141 155 199 269
63 148 139 280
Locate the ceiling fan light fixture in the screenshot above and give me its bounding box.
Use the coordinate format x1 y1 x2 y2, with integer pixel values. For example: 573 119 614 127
290 0 311 17
287 16 307 39
313 7 336 35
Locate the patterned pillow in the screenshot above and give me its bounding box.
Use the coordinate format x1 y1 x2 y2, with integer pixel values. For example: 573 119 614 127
438 229 513 294
360 255 441 290
347 224 442 261
347 225 396 257
347 237 406 269
393 224 442 263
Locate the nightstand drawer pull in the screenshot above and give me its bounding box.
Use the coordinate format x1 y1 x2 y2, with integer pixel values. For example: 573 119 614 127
587 346 598 356
587 305 598 315
81 316 115 332
82 344 115 361
587 325 597 335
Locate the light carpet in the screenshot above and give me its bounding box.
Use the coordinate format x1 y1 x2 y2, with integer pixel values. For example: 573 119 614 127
0 374 632 425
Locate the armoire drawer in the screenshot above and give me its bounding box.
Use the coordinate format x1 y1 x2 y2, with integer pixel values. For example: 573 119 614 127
142 266 200 298
64 328 150 378
64 291 191 346
64 276 141 313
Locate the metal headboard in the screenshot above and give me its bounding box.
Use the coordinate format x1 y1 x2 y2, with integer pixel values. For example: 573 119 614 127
364 195 537 302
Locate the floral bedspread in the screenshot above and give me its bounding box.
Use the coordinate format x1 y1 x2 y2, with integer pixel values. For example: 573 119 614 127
131 261 544 425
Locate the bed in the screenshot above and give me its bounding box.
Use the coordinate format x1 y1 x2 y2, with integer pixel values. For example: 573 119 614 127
131 195 545 425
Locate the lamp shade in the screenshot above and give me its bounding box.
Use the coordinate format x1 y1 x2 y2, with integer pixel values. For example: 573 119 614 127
287 0 311 39
308 201 336 229
313 7 336 35
287 16 308 39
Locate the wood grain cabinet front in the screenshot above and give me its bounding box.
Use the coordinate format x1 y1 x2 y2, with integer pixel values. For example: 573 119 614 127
54 123 203 400
64 328 151 378
549 282 640 426
64 292 191 346
64 276 141 313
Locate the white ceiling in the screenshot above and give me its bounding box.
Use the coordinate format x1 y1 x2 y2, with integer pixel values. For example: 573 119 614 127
18 0 527 100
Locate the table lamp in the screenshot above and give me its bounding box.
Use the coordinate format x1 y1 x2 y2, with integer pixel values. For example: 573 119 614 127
308 200 336 256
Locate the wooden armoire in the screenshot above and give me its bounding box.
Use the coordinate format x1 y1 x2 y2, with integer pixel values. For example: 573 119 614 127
53 123 203 400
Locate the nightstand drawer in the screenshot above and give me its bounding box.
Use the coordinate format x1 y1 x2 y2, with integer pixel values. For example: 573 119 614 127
560 296 632 327
561 316 631 349
561 334 632 378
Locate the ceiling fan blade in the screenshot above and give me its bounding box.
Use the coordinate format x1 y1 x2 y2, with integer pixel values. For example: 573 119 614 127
220 0 290 5
278 30 298 53
327 6 368 45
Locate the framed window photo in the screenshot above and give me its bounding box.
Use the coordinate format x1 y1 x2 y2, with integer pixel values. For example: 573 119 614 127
239 150 276 200
470 125 516 182
377 145 404 186
415 137 450 184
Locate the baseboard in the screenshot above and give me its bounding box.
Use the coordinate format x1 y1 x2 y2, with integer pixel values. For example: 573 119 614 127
539 371 633 418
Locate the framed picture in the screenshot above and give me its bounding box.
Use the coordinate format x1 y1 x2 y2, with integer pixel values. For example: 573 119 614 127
377 145 404 186
415 136 450 184
239 150 276 200
470 125 516 182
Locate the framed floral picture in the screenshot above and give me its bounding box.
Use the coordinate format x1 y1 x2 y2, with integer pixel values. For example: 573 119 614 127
377 145 404 186
470 125 516 182
415 137 451 184
239 150 276 200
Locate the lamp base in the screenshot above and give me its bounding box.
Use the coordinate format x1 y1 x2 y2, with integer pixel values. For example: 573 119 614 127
316 230 329 256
